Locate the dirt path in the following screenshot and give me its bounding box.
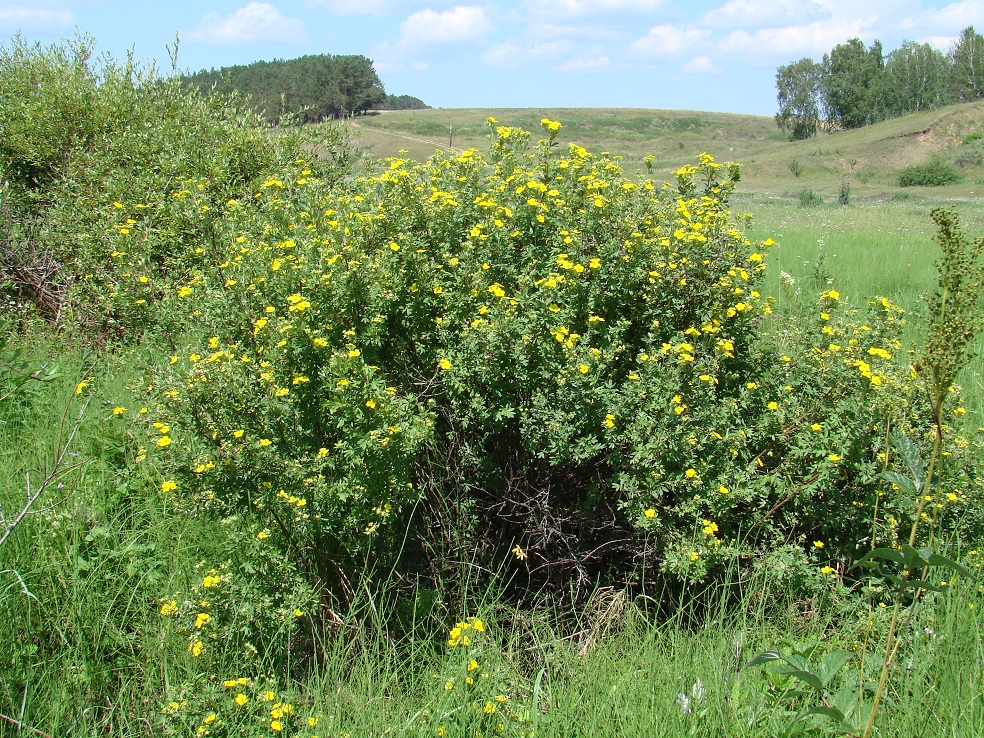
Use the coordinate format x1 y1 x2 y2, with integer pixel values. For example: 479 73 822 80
349 120 460 153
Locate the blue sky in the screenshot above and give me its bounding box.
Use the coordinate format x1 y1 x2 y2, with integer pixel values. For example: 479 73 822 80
2 1 982 115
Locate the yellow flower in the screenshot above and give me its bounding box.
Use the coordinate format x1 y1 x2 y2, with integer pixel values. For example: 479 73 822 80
439 358 452 370
257 529 271 540
644 508 656 519
202 574 221 588
604 414 615 428
233 429 245 438
194 613 211 629
685 468 698 478
157 436 172 447
767 401 778 411
828 453 841 462
259 438 272 447
718 485 730 495
511 544 527 560
161 480 177 493
112 406 126 415
813 541 824 549
189 640 203 657
578 364 590 374
270 720 283 732
160 600 178 616
810 423 822 432
235 694 248 707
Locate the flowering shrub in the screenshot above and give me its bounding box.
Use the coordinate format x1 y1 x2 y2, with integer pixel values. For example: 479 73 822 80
122 119 980 600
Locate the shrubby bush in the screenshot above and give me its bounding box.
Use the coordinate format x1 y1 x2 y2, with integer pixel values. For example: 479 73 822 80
105 119 980 605
0 34 350 333
897 157 963 187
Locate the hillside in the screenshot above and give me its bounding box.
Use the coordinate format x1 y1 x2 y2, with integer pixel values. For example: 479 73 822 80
347 101 984 198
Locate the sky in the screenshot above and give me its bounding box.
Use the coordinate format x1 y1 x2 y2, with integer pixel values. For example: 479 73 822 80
2 0 983 116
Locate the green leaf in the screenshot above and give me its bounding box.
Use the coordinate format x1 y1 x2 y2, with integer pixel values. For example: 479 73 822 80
853 547 905 570
890 429 925 484
817 650 853 686
775 667 824 692
879 469 916 497
926 553 972 577
801 705 847 722
744 649 784 669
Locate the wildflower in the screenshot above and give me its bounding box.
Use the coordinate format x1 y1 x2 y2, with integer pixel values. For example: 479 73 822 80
702 520 719 536
202 574 221 588
511 545 527 560
157 436 172 448
112 406 126 415
828 453 841 462
189 640 203 657
259 438 272 447
160 600 178 616
257 529 271 540
195 613 211 629
235 694 248 706
604 414 615 428
439 358 452 370
813 541 824 549
161 480 177 493
718 485 730 495
644 508 656 519
820 566 836 575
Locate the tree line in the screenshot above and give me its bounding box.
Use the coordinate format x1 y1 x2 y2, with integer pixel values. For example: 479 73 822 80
183 53 428 124
775 26 984 139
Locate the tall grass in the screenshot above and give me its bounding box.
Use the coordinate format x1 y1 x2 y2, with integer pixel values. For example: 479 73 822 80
747 196 984 424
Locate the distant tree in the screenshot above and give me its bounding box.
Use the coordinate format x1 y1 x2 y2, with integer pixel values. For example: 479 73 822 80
183 53 396 124
882 41 952 116
775 57 824 139
822 38 886 128
381 94 429 110
949 26 984 102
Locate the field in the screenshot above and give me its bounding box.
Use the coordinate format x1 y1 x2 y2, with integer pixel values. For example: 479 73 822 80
2 46 983 738
350 106 984 422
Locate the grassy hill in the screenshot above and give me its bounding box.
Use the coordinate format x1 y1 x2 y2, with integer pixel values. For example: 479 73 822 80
347 101 984 199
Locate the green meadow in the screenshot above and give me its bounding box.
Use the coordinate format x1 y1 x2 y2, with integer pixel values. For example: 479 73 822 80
2 39 983 738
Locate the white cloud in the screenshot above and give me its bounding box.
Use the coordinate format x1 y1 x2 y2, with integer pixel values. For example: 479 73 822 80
523 0 666 19
483 38 576 68
718 19 865 57
555 55 615 73
400 6 493 46
897 0 984 35
629 24 713 59
681 55 721 73
702 0 828 29
0 6 74 29
528 22 619 40
307 0 390 15
185 2 307 44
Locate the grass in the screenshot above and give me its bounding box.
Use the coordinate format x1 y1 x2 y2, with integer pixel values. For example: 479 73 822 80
3 96 984 736
345 100 984 199
742 195 984 424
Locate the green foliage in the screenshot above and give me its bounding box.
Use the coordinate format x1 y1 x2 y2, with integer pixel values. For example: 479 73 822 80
839 178 852 205
0 35 352 335
823 38 886 129
775 58 823 140
775 28 984 133
380 94 429 111
184 53 390 123
798 188 824 207
897 157 963 187
788 159 803 177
